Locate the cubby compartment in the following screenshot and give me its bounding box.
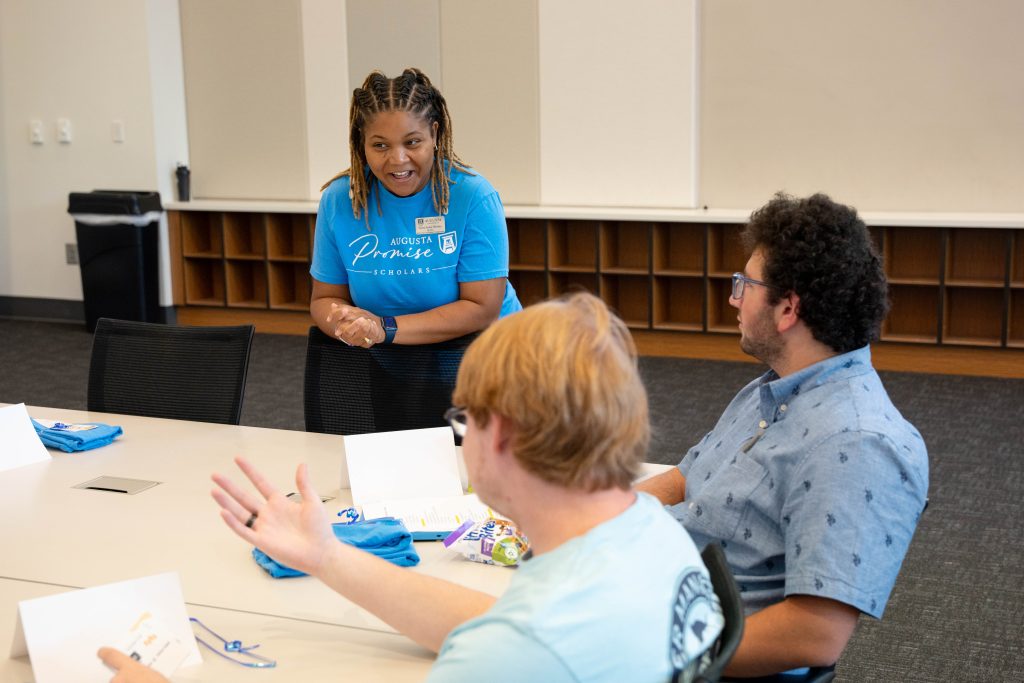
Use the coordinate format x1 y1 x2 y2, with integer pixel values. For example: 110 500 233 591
706 277 739 333
507 219 546 270
943 287 1004 346
946 229 1007 286
223 213 266 259
170 210 1024 353
548 220 597 271
601 275 650 328
883 227 942 283
225 260 267 308
508 270 547 307
653 276 703 330
267 213 311 261
707 224 746 277
1009 289 1024 348
184 258 225 306
599 221 650 273
181 212 223 257
653 223 704 275
882 284 939 343
549 271 598 297
268 262 311 310
1012 233 1024 286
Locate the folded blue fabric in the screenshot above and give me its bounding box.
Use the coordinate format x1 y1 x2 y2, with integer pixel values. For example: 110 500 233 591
252 518 420 578
31 419 123 453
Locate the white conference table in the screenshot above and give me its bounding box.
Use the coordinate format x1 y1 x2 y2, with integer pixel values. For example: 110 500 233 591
0 405 670 682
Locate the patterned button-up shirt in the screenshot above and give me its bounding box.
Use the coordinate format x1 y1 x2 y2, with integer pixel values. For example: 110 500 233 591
671 346 928 618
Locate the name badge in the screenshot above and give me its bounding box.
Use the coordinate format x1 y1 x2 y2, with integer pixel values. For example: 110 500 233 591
415 216 446 235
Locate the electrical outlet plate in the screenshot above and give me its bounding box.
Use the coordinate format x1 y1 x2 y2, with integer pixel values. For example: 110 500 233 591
65 243 78 265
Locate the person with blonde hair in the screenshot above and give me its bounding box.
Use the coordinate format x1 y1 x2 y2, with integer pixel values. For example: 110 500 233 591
310 68 521 349
100 293 722 683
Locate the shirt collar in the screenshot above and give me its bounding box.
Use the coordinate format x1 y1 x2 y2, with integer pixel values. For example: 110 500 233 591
756 346 873 421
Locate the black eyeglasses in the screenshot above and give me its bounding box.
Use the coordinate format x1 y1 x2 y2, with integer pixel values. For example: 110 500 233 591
444 406 468 438
731 272 773 300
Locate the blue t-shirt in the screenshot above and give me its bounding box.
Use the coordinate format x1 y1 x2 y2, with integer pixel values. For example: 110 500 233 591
672 346 929 618
427 494 724 683
311 168 521 318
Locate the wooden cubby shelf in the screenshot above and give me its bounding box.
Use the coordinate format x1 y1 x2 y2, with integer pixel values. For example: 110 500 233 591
653 276 703 331
267 213 312 262
601 274 650 329
882 284 940 344
1009 289 1024 348
223 212 266 259
183 258 225 306
600 221 651 274
169 208 1024 351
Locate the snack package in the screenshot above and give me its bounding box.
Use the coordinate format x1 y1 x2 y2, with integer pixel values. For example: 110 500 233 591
443 517 529 567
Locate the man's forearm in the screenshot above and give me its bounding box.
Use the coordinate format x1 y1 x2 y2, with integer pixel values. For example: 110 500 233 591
635 468 687 505
316 541 497 653
724 595 859 677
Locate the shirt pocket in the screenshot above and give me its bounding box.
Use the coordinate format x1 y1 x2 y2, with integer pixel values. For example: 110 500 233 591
686 456 770 542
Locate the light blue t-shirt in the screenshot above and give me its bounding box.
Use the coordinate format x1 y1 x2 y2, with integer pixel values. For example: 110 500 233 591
672 346 929 618
427 494 724 683
311 168 521 318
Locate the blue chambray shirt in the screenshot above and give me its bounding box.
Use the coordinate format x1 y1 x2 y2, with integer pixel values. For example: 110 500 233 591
670 346 929 618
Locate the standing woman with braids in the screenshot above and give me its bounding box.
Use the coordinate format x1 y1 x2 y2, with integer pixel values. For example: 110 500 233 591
310 68 521 347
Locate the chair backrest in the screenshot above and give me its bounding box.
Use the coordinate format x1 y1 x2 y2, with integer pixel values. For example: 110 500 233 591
87 318 254 425
690 543 745 683
303 326 476 435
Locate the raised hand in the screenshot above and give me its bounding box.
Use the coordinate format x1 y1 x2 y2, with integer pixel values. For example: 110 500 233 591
211 457 338 578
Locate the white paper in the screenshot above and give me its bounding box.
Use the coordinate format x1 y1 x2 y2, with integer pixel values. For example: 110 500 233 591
11 572 202 683
362 493 497 535
0 403 51 472
344 427 463 506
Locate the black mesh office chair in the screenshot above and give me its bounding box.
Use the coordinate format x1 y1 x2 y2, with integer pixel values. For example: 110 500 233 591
690 543 745 683
691 545 836 683
303 326 476 435
87 318 254 425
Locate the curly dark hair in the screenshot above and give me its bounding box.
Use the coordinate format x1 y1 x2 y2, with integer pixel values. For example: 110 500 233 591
741 192 889 353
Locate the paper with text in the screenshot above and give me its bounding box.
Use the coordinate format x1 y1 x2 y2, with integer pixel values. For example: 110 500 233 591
0 403 51 472
345 427 463 506
10 572 201 683
362 493 497 535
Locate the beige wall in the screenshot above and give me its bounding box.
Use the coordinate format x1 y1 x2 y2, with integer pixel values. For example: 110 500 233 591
700 0 1024 211
3 0 1023 305
0 0 186 303
180 0 310 201
538 0 697 207
441 0 540 204
346 0 441 91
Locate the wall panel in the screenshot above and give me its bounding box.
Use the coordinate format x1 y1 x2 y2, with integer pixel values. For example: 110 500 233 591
538 0 698 208
180 0 309 200
441 0 540 204
700 0 1024 212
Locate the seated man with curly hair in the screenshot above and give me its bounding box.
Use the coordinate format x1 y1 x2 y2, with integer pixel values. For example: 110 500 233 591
638 192 929 677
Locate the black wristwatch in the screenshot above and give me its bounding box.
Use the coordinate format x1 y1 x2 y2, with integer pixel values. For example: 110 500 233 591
381 316 398 344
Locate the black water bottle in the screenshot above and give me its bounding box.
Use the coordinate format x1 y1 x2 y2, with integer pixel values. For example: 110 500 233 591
175 163 191 201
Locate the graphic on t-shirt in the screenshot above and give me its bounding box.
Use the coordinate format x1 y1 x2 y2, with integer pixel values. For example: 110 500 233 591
439 230 457 255
669 567 724 678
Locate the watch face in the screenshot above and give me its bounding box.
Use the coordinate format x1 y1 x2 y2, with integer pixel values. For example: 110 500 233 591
383 316 398 331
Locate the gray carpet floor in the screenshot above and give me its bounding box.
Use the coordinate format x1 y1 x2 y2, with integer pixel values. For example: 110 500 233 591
1 318 1022 681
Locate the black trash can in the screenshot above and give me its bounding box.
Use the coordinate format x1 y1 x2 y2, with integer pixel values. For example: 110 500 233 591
68 190 163 332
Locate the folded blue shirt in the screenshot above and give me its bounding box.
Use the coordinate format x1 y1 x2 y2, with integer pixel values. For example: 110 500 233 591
252 518 420 577
31 419 123 453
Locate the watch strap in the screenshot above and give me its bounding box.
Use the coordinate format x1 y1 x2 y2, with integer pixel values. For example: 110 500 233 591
381 316 398 344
